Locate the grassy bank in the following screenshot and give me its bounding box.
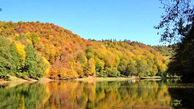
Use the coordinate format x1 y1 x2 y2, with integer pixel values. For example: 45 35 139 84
140 76 162 79
0 76 53 88
0 76 37 87
0 75 165 86
75 76 138 83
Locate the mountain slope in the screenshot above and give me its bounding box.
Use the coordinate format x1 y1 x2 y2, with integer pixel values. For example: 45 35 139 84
0 21 169 79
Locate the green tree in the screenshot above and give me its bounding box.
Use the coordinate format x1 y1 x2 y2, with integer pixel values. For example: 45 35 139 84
24 44 48 79
0 37 23 78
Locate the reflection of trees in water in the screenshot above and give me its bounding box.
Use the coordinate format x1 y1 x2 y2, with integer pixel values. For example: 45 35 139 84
169 87 194 109
0 81 178 109
0 83 49 109
44 81 171 109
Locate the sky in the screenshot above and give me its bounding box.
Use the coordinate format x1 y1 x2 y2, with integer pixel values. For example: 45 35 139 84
0 0 165 45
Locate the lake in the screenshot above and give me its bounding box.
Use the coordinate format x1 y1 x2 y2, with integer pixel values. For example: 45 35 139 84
0 79 194 109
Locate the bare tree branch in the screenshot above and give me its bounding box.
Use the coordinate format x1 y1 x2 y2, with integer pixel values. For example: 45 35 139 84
155 0 194 43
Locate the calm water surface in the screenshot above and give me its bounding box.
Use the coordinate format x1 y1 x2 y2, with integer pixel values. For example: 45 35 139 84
0 80 194 109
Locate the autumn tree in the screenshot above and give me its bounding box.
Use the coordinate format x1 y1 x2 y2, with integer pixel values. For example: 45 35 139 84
24 44 49 79
0 21 169 79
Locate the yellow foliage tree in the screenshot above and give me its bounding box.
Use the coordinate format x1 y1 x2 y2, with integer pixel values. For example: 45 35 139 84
42 57 50 74
16 42 26 66
86 58 96 76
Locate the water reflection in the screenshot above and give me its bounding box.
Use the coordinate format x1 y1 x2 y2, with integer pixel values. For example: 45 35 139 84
0 83 49 109
0 80 193 109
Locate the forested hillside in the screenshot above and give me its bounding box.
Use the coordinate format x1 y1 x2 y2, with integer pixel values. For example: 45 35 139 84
0 21 169 79
152 45 175 58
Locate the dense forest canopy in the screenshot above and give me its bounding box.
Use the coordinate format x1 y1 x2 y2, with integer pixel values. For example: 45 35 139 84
0 21 170 79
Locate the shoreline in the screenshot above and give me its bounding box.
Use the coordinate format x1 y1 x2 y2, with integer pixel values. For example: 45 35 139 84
0 76 37 88
0 76 53 87
75 76 138 83
0 75 168 87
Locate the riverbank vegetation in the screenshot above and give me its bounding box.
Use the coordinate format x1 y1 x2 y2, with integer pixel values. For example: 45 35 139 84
0 21 170 80
0 36 49 80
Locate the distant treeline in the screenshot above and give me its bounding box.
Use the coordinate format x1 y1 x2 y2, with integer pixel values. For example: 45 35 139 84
152 45 176 58
0 21 170 79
